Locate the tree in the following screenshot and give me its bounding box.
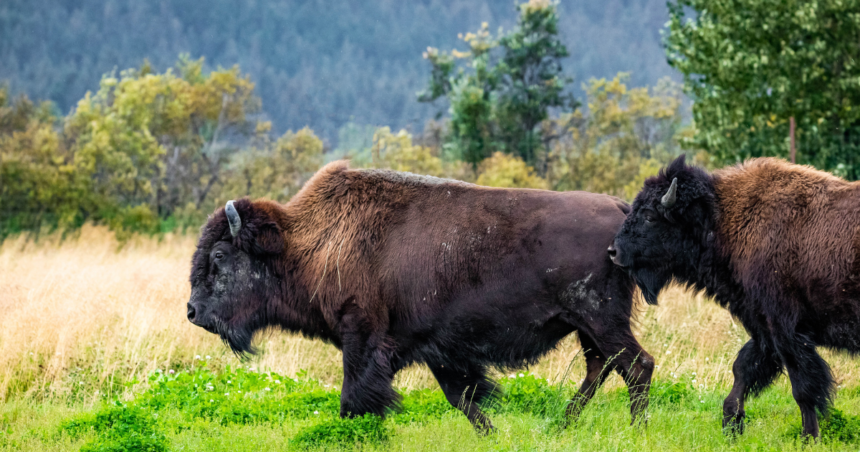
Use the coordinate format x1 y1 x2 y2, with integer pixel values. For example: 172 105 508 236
546 73 701 199
418 0 577 168
475 152 548 189
64 56 262 232
666 0 860 178
0 86 88 237
219 127 324 205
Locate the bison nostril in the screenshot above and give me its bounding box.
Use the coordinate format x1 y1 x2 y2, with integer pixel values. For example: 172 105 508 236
607 245 617 258
187 304 196 322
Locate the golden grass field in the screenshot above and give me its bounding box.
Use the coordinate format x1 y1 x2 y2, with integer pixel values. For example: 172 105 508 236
2 225 859 404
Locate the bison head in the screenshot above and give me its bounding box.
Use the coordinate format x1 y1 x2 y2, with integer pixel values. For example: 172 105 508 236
609 155 716 304
187 199 285 355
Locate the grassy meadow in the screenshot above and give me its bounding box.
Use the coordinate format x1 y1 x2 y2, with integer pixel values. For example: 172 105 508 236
1 226 860 451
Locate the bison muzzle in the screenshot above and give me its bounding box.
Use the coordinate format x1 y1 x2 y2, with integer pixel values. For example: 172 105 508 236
188 161 653 431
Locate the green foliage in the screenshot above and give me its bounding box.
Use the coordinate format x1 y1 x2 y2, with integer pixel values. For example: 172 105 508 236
419 0 577 166
0 86 88 238
820 408 860 443
648 380 692 406
220 127 324 205
4 57 695 240
65 56 261 225
347 127 471 181
1 58 277 238
475 152 548 189
34 368 860 450
493 373 568 421
55 366 577 451
494 0 578 164
783 407 860 443
394 388 454 424
289 415 389 448
666 0 860 178
546 73 704 200
62 404 168 452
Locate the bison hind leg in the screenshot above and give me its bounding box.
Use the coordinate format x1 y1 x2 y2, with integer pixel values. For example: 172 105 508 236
566 333 612 421
430 364 498 433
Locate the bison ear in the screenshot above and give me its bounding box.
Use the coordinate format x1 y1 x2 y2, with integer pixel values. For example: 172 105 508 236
666 154 687 174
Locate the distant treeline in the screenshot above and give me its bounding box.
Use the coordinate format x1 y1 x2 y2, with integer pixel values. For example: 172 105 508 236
3 0 859 239
0 62 691 238
0 0 674 145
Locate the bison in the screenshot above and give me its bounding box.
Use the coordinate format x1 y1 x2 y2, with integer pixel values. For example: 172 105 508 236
610 155 860 438
187 161 653 431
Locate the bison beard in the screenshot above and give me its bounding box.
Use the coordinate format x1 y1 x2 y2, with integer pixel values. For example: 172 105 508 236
612 155 860 439
188 161 654 431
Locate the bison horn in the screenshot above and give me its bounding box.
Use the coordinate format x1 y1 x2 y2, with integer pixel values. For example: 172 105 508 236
661 178 678 208
225 200 241 237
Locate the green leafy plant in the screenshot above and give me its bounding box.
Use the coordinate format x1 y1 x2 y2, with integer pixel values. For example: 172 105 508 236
62 403 168 452
289 414 389 449
418 0 577 167
666 0 860 177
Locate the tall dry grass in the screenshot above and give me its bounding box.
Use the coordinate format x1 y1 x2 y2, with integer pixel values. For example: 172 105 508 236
1 226 858 402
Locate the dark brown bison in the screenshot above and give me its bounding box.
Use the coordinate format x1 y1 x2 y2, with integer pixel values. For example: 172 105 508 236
187 161 653 431
611 155 860 438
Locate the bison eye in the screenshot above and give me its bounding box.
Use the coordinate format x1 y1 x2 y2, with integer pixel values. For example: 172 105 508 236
643 211 658 224
214 251 224 260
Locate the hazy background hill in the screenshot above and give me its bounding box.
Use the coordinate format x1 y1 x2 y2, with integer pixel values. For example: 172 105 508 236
0 0 674 146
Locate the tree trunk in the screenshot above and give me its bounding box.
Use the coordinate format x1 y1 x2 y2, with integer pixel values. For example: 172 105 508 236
789 116 796 164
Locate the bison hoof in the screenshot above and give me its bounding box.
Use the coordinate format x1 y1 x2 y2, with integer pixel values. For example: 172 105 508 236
722 414 745 436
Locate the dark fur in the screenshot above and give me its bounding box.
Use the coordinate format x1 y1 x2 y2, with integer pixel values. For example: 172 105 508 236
188 161 654 431
612 155 860 438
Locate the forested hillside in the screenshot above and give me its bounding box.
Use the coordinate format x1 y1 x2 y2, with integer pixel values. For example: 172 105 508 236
0 0 673 145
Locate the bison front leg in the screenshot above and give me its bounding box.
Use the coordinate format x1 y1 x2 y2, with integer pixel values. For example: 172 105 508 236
566 333 611 420
430 364 497 433
339 311 400 418
722 339 782 435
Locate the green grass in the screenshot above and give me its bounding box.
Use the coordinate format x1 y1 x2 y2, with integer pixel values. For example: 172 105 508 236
1 365 860 452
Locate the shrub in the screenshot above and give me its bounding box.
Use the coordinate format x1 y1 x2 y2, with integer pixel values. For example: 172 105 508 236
289 414 389 449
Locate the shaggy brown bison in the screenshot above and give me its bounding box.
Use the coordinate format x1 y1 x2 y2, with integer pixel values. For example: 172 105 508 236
187 161 653 431
611 155 860 438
